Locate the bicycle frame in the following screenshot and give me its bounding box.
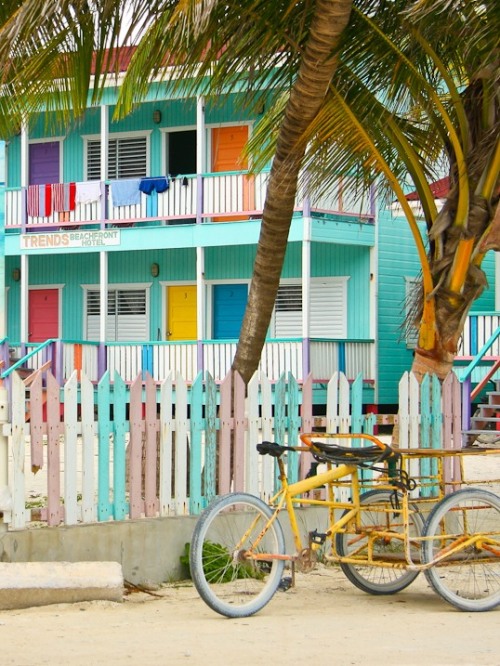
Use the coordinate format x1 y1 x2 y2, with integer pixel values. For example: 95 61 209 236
243 444 420 571
242 433 500 574
190 432 500 616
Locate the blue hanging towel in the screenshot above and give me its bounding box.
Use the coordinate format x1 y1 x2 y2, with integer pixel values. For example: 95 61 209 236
139 176 169 195
110 178 141 206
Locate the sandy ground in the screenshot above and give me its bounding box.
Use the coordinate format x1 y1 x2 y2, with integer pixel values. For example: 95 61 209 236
0 565 499 666
2 447 499 665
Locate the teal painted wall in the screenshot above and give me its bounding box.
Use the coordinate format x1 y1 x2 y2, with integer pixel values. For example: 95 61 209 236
205 242 371 338
377 208 497 405
5 93 262 187
5 248 196 342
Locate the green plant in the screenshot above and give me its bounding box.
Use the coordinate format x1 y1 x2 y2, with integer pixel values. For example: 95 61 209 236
181 541 265 583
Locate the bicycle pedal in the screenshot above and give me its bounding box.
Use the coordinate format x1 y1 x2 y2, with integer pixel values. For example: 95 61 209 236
309 529 327 546
278 576 293 592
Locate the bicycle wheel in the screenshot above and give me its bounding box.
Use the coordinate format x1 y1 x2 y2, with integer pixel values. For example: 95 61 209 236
422 488 500 612
335 489 423 594
189 492 286 618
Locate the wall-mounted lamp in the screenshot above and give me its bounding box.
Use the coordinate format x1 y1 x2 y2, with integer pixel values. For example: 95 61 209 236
151 263 160 278
152 109 162 124
12 268 21 282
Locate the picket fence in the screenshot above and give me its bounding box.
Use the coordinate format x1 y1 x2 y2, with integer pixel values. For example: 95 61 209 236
4 368 462 530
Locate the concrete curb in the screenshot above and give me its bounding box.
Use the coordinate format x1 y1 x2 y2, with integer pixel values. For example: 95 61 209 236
0 561 124 610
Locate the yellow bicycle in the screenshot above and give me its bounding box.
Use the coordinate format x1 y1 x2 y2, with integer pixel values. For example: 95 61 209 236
189 433 500 617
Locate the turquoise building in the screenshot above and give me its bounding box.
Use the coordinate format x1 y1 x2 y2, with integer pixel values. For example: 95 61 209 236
0 62 496 411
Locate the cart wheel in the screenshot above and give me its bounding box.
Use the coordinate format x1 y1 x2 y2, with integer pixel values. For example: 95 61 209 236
422 488 500 611
335 489 423 594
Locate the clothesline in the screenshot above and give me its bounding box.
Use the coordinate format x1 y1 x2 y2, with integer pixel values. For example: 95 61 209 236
27 181 101 217
26 176 189 217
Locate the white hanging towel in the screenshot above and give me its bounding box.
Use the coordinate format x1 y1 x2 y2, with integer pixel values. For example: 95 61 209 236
75 181 102 204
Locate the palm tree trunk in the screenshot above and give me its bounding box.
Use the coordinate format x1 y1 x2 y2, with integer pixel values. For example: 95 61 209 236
232 0 353 384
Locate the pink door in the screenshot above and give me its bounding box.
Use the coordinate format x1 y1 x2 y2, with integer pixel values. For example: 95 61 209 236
29 289 59 342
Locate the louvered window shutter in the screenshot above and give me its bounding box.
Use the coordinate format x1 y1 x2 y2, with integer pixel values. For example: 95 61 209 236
274 279 347 338
87 137 147 180
86 289 148 341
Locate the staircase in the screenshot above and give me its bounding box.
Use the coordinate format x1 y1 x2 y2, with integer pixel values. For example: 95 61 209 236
464 379 500 446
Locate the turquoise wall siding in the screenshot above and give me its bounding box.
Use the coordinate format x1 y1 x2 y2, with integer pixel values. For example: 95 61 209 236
206 242 371 339
377 209 418 405
5 248 196 342
377 208 497 405
6 93 260 187
4 241 372 342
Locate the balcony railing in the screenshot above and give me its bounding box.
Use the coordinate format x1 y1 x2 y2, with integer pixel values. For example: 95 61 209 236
2 338 375 385
458 312 500 358
4 171 374 230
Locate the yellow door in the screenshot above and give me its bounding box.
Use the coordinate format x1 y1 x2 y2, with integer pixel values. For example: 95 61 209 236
212 126 253 221
167 285 197 340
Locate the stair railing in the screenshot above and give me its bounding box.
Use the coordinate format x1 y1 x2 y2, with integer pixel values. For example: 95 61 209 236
459 326 500 439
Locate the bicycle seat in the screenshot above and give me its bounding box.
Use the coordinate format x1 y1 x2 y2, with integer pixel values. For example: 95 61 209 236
310 440 400 466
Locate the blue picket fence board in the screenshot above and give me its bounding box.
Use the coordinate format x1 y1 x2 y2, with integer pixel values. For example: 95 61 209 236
419 374 432 497
351 374 363 445
189 372 204 514
113 371 128 519
204 372 217 505
97 371 113 520
429 373 441 493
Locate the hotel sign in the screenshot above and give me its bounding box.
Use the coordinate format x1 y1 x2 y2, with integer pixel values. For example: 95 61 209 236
20 229 121 250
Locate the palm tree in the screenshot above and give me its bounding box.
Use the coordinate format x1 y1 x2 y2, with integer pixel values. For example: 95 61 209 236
0 0 498 385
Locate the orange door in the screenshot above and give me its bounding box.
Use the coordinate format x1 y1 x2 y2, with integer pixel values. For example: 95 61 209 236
29 289 59 342
167 285 197 340
211 126 254 221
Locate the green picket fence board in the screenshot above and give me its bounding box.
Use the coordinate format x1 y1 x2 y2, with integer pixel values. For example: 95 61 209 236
274 374 287 492
113 371 128 520
204 372 217 506
429 373 441 490
189 372 204 514
97 371 113 521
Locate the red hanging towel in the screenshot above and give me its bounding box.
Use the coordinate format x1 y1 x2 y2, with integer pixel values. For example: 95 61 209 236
27 184 53 217
52 182 76 212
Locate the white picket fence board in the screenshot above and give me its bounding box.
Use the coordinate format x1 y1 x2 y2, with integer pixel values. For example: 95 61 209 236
159 373 174 516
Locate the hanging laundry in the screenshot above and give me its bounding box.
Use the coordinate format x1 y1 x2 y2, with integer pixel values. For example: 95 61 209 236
52 182 76 212
27 184 53 217
139 176 169 195
110 178 142 206
75 180 102 204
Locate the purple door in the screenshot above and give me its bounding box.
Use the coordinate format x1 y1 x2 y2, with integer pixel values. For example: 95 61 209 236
29 142 60 185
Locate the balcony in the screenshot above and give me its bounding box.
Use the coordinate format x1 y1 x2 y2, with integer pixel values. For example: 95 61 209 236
3 171 374 232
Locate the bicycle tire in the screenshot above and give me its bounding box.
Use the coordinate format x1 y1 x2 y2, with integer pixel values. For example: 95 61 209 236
422 488 500 612
335 489 423 594
189 492 286 618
